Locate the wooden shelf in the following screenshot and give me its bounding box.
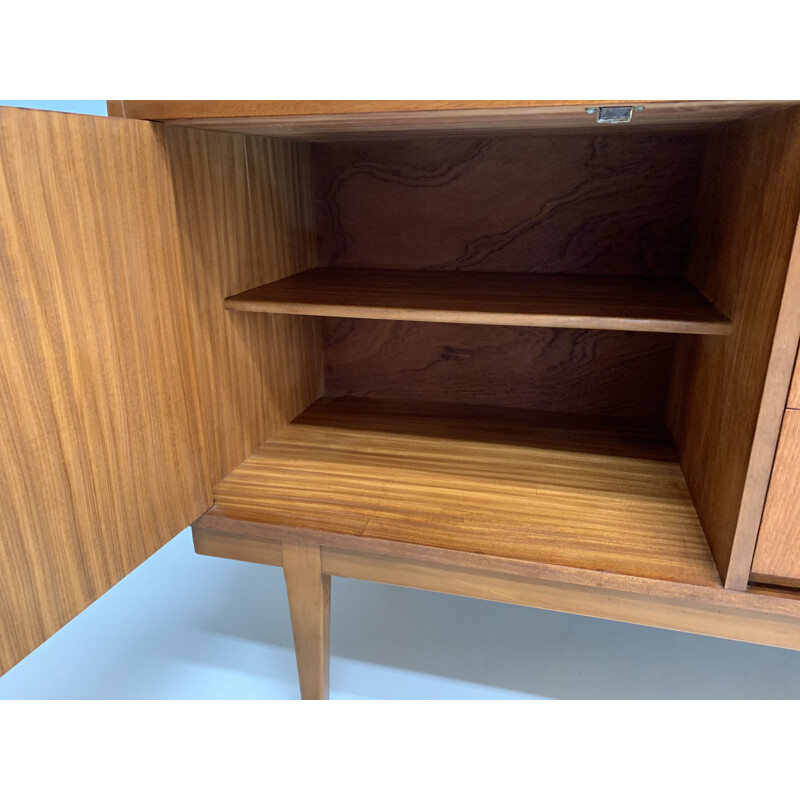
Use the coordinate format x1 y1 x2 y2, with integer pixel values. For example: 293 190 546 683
212 396 720 586
224 268 732 334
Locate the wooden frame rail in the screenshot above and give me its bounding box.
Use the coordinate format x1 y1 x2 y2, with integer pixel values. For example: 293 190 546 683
193 511 800 699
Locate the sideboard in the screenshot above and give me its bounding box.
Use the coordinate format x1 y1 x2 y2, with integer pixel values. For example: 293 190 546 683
2 100 799 698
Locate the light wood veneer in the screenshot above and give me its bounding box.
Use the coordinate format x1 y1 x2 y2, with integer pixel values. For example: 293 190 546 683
5 99 800 693
282 542 330 700
108 101 791 140
192 526 800 657
110 100 639 118
751 411 800 585
789 349 800 409
0 107 321 675
211 396 718 586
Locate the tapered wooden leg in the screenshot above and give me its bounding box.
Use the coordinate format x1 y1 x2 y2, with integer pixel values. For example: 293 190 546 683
282 542 331 700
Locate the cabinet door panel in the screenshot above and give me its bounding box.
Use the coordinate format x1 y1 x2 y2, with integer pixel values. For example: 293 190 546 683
0 107 320 674
751 410 800 585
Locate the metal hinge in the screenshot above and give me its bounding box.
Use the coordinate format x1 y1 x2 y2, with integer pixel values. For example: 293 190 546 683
586 105 645 124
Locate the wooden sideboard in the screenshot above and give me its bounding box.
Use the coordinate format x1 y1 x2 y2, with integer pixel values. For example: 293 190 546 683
2 100 800 698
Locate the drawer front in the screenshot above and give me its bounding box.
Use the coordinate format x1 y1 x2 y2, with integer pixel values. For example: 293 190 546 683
789 347 800 409
752 410 800 585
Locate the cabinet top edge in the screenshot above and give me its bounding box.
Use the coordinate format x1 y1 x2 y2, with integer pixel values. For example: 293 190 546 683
106 101 798 140
107 99 796 121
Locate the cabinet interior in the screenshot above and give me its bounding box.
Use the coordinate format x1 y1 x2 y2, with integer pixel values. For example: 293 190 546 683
205 105 800 589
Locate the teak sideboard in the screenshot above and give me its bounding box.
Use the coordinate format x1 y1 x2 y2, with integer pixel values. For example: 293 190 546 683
2 100 800 699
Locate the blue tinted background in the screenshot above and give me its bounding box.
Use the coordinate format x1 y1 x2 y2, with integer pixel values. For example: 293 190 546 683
0 100 107 115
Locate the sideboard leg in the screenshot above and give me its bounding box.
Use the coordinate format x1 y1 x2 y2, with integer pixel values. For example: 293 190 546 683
282 542 331 700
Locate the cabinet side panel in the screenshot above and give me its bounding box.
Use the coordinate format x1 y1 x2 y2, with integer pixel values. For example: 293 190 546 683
163 129 321 485
245 136 324 436
0 108 209 674
667 107 800 589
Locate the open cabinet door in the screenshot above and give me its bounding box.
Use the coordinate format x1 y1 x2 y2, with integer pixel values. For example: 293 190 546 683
0 106 321 675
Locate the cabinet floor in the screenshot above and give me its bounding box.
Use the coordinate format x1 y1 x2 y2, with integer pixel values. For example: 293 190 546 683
2 530 800 699
214 396 717 586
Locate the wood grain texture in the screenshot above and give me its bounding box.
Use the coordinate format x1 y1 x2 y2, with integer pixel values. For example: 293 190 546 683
194 527 283 567
111 100 640 119
105 100 124 117
0 108 320 675
227 268 731 334
666 107 800 589
312 134 705 275
283 542 331 700
0 108 204 674
313 132 700 421
165 127 322 484
145 102 791 139
192 526 800 652
751 411 800 584
194 511 800 615
324 320 675 422
323 549 800 652
789 348 800 409
211 396 718 586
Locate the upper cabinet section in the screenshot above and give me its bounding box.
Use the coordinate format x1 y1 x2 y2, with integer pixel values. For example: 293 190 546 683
109 100 631 117
108 100 794 139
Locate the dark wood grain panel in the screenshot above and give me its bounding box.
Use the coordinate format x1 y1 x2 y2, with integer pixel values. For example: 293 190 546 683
227 268 730 334
0 108 321 675
312 133 706 276
324 319 676 422
211 396 718 586
666 107 800 589
751 411 800 585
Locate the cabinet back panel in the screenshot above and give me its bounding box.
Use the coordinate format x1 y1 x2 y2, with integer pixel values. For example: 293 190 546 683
312 133 706 276
324 319 675 421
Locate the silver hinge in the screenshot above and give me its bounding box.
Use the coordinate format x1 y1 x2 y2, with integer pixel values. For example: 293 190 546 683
585 105 644 124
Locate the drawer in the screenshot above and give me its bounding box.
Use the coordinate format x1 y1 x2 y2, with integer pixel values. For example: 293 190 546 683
751 409 800 585
789 347 800 409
